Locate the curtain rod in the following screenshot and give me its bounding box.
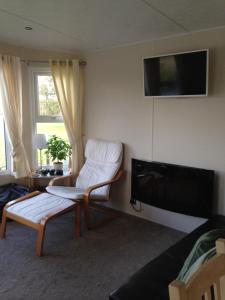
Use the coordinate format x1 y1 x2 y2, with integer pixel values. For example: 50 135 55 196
20 59 86 66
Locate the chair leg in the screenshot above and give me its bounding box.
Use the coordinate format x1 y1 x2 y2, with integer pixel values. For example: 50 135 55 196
83 199 92 230
0 211 7 239
83 202 120 230
75 203 81 237
36 224 46 257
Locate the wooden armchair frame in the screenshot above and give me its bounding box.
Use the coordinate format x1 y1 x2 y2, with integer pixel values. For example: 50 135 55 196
169 239 225 300
0 191 81 256
48 169 124 229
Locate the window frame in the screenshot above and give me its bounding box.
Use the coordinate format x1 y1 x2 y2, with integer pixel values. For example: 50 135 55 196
31 68 63 124
29 65 66 169
0 113 12 175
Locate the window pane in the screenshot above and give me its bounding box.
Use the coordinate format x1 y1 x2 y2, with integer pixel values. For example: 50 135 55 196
36 123 69 169
36 123 68 141
37 75 61 117
0 114 6 171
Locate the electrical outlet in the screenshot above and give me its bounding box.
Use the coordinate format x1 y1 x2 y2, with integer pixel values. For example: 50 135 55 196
130 197 136 205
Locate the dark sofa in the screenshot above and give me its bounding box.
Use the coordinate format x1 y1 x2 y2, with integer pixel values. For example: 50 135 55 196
109 215 225 300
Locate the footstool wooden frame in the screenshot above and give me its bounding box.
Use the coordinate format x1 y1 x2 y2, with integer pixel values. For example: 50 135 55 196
0 191 81 256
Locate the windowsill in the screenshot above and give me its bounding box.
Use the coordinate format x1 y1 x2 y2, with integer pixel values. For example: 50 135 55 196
31 170 70 178
0 171 13 176
0 172 14 186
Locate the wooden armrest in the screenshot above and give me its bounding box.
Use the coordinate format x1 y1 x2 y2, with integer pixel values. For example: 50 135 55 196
84 170 124 199
5 191 41 209
48 174 77 187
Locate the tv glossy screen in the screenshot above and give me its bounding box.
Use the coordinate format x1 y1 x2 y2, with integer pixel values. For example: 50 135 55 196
144 50 208 97
131 159 214 218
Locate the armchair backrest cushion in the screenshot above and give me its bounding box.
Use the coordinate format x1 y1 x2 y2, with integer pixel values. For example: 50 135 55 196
75 139 123 198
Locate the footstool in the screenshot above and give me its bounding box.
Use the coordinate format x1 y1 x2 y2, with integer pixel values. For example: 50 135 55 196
0 191 81 256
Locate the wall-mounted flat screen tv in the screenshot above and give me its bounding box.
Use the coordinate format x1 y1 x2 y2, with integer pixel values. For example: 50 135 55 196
131 159 214 218
144 49 208 97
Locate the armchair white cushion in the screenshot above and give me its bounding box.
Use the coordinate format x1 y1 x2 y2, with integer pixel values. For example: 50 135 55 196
84 138 122 164
46 138 123 200
46 186 85 200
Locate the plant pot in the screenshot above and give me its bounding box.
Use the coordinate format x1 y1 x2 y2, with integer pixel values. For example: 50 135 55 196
49 169 55 176
40 169 48 176
53 162 63 176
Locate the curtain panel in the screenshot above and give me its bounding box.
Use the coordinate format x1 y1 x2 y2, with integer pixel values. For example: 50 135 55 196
50 60 84 174
0 55 31 178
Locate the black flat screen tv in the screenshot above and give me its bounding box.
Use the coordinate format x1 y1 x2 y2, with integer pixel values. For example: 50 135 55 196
144 50 208 97
131 159 214 218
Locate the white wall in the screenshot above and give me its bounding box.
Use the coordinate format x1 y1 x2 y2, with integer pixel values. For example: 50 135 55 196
85 27 225 233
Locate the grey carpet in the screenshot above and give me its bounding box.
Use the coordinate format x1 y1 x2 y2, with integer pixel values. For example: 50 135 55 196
0 212 185 300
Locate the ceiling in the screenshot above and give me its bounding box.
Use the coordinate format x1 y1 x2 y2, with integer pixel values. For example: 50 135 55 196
0 0 224 53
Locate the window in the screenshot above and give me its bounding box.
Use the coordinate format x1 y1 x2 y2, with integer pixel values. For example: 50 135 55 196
35 74 62 121
0 110 6 171
30 67 68 169
0 106 11 173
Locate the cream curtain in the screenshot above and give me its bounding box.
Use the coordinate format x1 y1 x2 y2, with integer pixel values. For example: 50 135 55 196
0 55 31 178
50 60 84 173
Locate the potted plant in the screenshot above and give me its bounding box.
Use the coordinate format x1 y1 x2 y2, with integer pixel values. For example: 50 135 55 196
45 135 71 175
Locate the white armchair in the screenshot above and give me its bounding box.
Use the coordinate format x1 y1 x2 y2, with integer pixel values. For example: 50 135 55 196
46 138 124 229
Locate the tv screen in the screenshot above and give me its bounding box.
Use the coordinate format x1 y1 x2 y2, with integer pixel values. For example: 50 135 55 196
131 159 214 218
144 50 208 97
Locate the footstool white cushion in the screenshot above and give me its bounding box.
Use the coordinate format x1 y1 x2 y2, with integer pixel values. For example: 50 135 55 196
6 193 75 224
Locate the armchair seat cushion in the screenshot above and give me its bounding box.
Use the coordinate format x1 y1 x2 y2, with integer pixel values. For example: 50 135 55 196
6 193 74 224
46 186 106 200
46 186 84 200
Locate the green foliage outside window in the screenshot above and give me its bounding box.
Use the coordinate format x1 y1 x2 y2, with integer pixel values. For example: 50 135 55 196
39 99 61 116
